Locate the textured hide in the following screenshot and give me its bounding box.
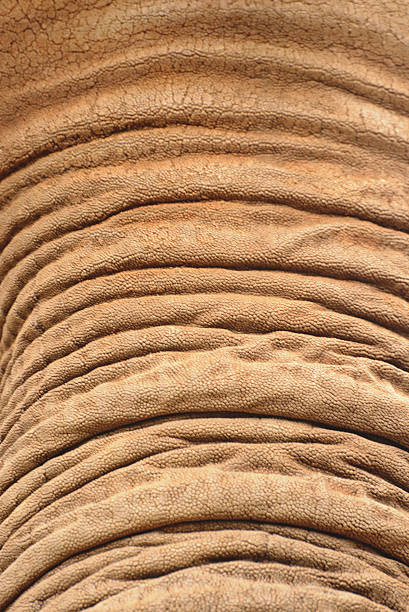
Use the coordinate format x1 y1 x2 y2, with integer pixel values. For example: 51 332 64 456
1 1 409 610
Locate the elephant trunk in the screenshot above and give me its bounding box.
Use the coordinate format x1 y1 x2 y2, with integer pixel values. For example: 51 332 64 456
1 2 409 610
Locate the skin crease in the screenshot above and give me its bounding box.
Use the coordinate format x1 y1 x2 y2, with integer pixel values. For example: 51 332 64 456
0 0 409 610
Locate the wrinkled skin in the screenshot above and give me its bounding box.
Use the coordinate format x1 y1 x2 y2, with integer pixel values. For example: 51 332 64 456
1 0 409 610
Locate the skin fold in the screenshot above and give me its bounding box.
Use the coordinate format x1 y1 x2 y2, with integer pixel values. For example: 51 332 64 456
0 0 409 609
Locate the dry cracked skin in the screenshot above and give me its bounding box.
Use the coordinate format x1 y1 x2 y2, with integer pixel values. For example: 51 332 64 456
0 0 409 610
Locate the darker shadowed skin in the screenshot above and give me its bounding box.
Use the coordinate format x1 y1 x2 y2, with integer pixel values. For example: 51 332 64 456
1 1 409 610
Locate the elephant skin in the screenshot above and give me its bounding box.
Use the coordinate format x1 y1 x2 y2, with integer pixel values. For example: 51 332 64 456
1 0 409 610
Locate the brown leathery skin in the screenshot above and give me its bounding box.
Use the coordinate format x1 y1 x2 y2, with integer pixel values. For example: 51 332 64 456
1 1 409 610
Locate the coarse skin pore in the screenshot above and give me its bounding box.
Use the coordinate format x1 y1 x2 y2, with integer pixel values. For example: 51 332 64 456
1 0 409 610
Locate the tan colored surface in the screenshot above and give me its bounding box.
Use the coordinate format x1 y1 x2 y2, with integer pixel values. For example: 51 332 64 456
1 0 409 609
